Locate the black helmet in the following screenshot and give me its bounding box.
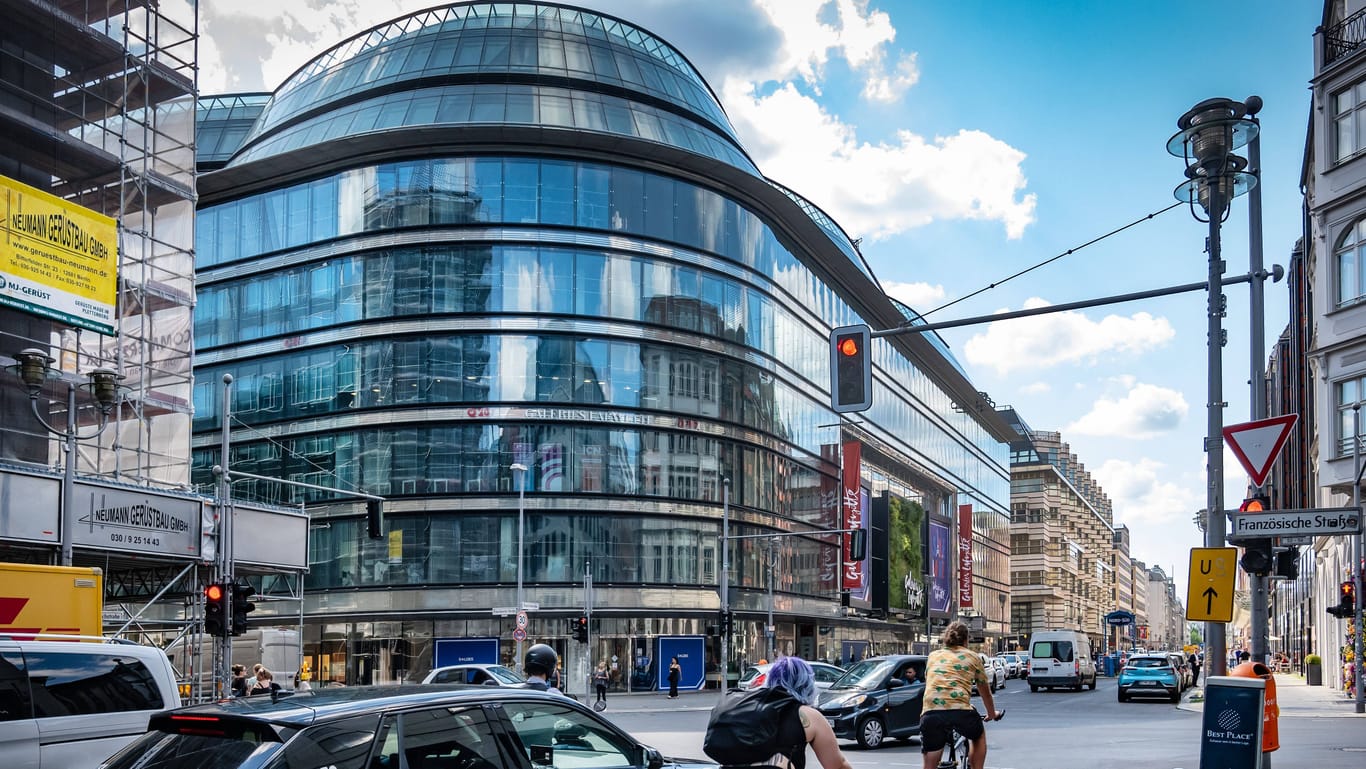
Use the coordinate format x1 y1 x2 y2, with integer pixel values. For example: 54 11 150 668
525 644 558 677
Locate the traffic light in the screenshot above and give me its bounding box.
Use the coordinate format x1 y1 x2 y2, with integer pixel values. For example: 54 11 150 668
1273 546 1299 581
705 623 720 637
572 615 588 642
1329 580 1356 618
204 583 227 637
366 499 384 540
1239 539 1273 575
1237 495 1273 575
719 609 733 634
846 529 867 561
830 325 872 413
231 582 255 636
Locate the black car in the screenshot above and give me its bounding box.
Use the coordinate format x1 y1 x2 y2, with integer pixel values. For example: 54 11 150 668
815 654 927 749
97 685 711 769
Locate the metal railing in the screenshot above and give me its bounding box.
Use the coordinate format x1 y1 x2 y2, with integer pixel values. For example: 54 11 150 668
1325 7 1366 66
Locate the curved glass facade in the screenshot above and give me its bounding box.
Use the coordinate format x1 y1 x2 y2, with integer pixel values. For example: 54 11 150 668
195 1 1010 682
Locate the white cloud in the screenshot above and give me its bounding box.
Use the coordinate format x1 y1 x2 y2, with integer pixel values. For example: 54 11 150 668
882 280 946 313
750 0 918 102
1067 383 1189 439
962 298 1175 375
1020 381 1052 395
723 81 1036 240
1094 458 1201 528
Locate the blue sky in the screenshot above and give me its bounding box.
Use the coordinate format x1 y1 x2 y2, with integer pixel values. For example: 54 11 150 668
198 0 1323 601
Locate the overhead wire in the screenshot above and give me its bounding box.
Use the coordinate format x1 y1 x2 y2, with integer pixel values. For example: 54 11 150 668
917 201 1184 319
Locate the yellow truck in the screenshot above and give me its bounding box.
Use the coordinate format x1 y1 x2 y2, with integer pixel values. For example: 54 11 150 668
0 562 103 638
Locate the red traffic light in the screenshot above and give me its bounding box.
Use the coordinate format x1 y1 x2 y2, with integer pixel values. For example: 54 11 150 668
1239 495 1269 512
838 337 860 357
205 584 225 601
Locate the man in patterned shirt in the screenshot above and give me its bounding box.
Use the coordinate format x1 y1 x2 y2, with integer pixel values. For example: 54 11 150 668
919 621 1000 769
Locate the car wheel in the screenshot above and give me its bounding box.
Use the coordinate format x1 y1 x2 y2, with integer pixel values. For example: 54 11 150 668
1030 684 1038 692
1170 690 1181 704
1088 675 1097 691
1118 690 1127 702
855 715 886 749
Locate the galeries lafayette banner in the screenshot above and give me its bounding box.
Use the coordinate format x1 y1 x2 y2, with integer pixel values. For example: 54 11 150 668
957 504 973 609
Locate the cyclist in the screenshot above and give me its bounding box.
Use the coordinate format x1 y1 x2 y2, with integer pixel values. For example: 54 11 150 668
919 621 1000 769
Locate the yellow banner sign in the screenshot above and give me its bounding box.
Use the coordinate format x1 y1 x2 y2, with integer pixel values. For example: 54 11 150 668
1 174 118 335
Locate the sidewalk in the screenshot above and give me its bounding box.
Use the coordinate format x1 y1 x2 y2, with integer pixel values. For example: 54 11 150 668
1178 672 1366 718
580 688 727 714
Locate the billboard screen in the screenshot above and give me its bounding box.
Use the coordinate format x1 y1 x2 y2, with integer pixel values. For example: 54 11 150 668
929 518 952 617
1 174 118 335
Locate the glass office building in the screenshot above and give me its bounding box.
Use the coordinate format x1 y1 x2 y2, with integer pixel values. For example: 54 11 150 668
192 2 1016 687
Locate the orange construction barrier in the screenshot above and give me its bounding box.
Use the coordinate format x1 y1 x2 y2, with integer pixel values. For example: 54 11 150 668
1230 661 1279 752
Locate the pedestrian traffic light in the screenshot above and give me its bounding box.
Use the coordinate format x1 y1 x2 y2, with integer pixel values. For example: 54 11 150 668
231 582 255 636
1239 539 1273 575
1329 580 1356 618
846 529 867 561
366 499 384 540
1273 546 1299 581
204 583 227 637
829 325 872 413
573 615 588 642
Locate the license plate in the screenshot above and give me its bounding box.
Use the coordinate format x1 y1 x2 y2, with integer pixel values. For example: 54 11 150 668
827 718 836 727
1139 681 1157 686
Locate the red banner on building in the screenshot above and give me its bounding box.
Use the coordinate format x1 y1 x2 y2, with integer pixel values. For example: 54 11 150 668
957 504 973 609
841 441 864 592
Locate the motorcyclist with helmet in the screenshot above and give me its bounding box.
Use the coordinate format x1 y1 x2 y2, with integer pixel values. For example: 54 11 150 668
522 643 568 697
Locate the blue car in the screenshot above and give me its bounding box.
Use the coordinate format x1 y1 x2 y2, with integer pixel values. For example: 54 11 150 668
1117 654 1182 703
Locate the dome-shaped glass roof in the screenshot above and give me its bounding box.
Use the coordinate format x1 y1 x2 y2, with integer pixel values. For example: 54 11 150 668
244 2 739 153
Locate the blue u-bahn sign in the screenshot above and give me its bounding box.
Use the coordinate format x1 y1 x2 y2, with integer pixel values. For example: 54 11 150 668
1105 610 1135 626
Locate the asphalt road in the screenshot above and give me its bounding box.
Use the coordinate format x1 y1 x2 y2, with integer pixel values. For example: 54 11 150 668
600 676 1366 769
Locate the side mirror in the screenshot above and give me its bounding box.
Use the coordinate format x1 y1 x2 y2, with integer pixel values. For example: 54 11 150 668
888 678 905 689
644 747 665 769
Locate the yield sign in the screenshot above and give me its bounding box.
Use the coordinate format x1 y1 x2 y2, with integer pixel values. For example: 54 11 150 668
1223 414 1298 487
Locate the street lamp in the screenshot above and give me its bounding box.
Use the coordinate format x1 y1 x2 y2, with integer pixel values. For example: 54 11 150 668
1167 98 1258 679
511 462 528 670
6 348 125 566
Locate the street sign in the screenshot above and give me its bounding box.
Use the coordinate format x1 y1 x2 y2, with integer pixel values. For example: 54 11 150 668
492 606 517 616
1277 535 1312 547
521 601 540 611
515 611 528 630
1227 507 1362 540
1105 610 1135 626
512 628 527 642
1223 415 1297 487
1186 547 1237 623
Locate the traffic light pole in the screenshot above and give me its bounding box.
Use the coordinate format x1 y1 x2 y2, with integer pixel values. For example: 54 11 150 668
1355 408 1365 714
1246 113 1273 676
718 478 730 706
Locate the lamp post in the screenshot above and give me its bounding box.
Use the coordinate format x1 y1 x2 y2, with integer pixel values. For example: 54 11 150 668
718 477 730 705
1168 98 1258 679
511 462 528 670
766 537 777 660
7 348 124 566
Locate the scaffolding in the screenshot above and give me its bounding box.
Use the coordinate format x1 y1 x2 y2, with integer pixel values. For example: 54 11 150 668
0 0 197 488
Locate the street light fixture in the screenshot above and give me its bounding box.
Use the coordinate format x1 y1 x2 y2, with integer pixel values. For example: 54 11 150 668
1167 98 1257 680
6 348 126 566
511 462 528 670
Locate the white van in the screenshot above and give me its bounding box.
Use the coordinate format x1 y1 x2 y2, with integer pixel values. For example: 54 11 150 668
0 637 181 769
1027 630 1097 692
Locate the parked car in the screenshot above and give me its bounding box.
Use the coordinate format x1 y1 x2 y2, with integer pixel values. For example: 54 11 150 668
993 653 1020 679
816 654 927 749
737 660 845 691
1013 652 1030 680
421 663 525 686
977 653 1004 692
1118 654 1183 702
98 685 712 769
1166 652 1193 690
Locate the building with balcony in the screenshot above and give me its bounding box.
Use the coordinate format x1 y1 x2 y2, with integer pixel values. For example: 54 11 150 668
190 2 1017 686
1005 422 1116 651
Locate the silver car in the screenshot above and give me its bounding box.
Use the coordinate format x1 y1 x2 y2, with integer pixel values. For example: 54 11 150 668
421 663 525 686
993 653 1020 678
737 660 846 691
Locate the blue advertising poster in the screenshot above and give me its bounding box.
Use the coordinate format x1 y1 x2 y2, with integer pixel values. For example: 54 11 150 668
1199 677 1265 769
928 519 952 616
434 637 500 668
655 636 706 691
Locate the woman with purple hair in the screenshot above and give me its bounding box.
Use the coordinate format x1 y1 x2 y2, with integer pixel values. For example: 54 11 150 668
763 657 854 769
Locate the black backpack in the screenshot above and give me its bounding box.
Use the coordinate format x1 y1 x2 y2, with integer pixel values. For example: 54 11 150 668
703 687 802 766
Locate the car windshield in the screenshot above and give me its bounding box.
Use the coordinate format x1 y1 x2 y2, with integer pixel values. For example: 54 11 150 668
829 659 892 690
1129 657 1170 669
487 665 525 684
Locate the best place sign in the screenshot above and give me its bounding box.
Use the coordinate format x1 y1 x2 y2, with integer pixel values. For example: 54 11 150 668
1227 507 1361 540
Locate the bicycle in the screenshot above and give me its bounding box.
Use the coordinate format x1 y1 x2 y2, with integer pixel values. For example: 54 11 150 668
937 709 1004 769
